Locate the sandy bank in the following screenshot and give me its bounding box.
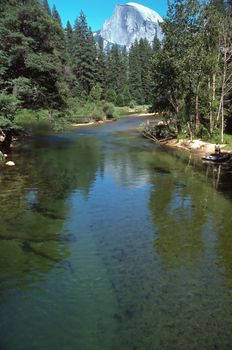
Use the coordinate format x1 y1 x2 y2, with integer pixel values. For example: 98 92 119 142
71 121 96 127
161 138 231 157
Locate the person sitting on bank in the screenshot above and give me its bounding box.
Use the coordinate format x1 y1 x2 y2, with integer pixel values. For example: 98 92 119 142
215 143 221 155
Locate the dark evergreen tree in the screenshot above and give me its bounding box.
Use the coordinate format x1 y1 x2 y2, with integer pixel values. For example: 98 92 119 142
65 20 73 58
41 0 51 15
52 5 62 27
72 11 97 96
129 40 143 104
95 37 106 89
152 36 161 52
105 44 128 100
139 38 153 103
0 0 68 109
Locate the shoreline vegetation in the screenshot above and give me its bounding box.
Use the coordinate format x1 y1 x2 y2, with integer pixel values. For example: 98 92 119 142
1 111 232 167
0 106 152 159
0 1 231 164
141 116 232 159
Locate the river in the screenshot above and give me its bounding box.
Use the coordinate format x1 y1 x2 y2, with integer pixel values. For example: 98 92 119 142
0 116 232 349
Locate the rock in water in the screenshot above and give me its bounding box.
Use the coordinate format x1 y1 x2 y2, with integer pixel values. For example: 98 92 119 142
94 2 163 50
6 161 15 166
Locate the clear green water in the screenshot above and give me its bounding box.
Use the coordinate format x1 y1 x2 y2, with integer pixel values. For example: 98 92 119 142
1 117 232 349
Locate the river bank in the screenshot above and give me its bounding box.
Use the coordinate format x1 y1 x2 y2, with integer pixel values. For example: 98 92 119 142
160 138 232 157
141 118 232 158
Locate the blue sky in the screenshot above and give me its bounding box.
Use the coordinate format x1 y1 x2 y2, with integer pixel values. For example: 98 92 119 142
48 1 168 31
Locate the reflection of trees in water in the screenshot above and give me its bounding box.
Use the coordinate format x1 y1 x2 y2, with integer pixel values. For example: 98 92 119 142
150 152 207 268
204 161 232 200
149 153 211 269
149 151 232 285
0 172 69 290
210 197 232 289
105 134 152 188
0 136 103 290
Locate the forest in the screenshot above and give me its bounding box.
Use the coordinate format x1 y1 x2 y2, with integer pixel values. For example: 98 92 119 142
0 0 231 148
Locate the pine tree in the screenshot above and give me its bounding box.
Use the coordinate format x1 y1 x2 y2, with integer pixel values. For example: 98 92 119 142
52 5 62 27
41 0 51 15
139 39 153 103
129 40 143 104
0 0 68 109
151 0 204 131
65 20 73 58
104 44 128 100
72 11 97 96
95 37 106 89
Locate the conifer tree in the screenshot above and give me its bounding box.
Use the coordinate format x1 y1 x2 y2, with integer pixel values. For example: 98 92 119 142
52 5 62 27
95 37 106 89
0 0 68 109
105 45 121 93
129 40 143 103
41 0 51 15
65 20 73 58
72 11 97 96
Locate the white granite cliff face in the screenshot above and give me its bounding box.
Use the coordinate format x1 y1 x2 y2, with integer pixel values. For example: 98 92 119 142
94 2 163 49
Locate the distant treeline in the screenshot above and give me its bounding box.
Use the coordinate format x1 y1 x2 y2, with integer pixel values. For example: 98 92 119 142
0 0 231 142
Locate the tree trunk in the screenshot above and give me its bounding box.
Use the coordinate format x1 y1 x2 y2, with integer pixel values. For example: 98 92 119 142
220 42 227 143
208 75 213 133
221 96 224 143
195 82 200 129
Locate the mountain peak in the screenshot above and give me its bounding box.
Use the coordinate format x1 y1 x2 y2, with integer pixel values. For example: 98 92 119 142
94 2 163 50
126 2 163 23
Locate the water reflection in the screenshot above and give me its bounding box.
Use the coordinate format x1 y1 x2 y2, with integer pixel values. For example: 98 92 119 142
0 136 104 292
1 119 232 349
149 152 207 269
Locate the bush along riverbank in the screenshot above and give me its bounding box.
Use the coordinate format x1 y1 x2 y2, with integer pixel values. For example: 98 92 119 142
141 117 232 159
0 96 151 154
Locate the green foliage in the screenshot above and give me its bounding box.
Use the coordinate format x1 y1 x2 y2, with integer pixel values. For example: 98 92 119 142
89 83 103 102
103 102 115 118
52 5 62 27
0 0 230 141
12 77 39 107
129 38 153 104
115 93 124 107
129 100 136 109
105 89 117 103
72 11 97 95
65 97 105 123
15 109 38 126
0 93 20 121
193 124 211 140
0 115 12 128
122 85 131 106
0 0 67 110
105 45 128 94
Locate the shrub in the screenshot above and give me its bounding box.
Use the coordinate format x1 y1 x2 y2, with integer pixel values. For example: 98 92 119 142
0 115 12 128
129 100 136 109
103 103 115 118
115 93 124 107
122 85 131 106
15 109 37 126
0 93 20 121
105 89 116 103
89 83 103 102
12 77 39 107
194 124 211 140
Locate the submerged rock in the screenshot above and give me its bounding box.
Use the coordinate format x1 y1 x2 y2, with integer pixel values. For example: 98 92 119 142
5 161 15 166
